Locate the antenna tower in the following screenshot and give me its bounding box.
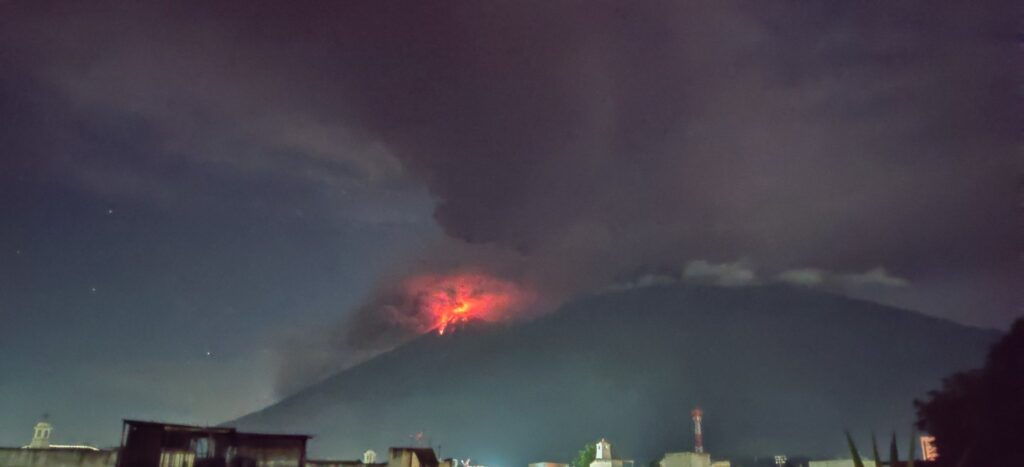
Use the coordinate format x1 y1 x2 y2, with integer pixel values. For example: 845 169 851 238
691 407 704 454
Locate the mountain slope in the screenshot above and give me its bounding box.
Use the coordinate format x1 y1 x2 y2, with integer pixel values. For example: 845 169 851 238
234 285 998 465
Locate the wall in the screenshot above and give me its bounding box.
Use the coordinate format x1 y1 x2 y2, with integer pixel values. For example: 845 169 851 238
306 462 359 467
389 450 413 467
0 448 118 467
234 434 308 467
234 444 305 467
659 452 710 467
529 462 569 467
808 461 877 467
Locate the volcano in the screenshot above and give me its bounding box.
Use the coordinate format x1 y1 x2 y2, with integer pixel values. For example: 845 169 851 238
233 285 998 465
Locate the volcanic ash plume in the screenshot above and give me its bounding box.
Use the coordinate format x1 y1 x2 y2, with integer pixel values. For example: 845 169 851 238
270 1 1017 393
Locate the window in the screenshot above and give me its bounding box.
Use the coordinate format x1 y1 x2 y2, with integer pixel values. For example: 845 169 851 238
194 438 210 458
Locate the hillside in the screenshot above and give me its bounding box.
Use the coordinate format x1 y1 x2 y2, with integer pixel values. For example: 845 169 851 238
233 285 998 465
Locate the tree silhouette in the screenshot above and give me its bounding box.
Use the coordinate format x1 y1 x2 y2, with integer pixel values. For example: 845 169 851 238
572 442 597 467
915 318 1024 466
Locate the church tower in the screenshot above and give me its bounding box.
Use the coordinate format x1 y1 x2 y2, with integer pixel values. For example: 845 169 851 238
589 438 628 467
29 421 52 448
596 439 612 460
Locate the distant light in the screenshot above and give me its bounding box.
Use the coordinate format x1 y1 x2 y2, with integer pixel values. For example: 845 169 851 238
920 436 938 461
23 445 100 451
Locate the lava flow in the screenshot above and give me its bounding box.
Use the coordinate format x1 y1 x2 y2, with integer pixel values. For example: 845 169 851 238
404 272 532 335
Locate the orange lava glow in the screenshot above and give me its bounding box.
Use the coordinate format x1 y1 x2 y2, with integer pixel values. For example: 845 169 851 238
404 272 532 335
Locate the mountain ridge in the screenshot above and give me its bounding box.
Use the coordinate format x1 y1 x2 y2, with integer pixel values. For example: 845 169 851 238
234 284 999 465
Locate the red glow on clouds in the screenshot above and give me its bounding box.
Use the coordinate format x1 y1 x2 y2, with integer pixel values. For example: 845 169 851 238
404 272 533 335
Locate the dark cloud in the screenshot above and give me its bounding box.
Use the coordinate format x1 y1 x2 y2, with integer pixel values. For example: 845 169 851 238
2 1 1021 396
265 1 1019 388
269 1 1020 324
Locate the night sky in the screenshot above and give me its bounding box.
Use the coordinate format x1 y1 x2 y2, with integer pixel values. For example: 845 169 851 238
1 1 1020 449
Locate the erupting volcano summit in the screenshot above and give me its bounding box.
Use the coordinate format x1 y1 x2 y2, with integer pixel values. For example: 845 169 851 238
405 272 533 335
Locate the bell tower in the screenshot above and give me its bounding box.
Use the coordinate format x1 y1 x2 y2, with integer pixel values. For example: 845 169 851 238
596 439 612 460
30 420 52 448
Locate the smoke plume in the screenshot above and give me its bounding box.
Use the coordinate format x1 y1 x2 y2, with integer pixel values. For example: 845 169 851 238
268 1 1019 393
3 1 1017 394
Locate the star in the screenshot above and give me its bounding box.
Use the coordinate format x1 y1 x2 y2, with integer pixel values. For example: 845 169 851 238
89 287 97 294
